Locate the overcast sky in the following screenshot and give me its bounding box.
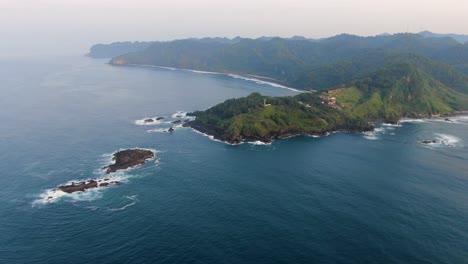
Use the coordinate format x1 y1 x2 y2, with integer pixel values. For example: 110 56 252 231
1 0 467 55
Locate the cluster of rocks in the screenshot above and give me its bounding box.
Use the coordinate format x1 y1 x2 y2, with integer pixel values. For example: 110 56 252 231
58 179 120 193
421 139 439 144
54 149 155 194
144 117 164 123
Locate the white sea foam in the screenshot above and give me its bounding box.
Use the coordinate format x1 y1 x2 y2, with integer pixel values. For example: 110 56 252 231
382 123 402 127
248 140 272 146
108 195 139 211
362 124 400 140
434 133 462 147
147 128 172 133
400 118 427 123
171 111 195 120
363 132 379 140
134 117 170 126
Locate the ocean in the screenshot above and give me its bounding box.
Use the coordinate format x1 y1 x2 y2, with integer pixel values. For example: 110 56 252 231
1 55 467 263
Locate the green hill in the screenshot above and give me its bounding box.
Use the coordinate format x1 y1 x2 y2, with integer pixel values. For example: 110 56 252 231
185 93 372 144
185 62 468 143
336 62 468 123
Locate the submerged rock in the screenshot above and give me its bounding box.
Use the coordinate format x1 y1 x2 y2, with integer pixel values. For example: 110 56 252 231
156 117 164 121
104 149 154 174
144 118 154 123
168 127 175 133
171 120 182 124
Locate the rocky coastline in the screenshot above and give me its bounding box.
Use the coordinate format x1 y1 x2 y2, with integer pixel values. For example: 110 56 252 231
184 119 373 145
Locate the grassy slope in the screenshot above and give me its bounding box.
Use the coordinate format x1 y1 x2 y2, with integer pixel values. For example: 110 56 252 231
335 63 468 122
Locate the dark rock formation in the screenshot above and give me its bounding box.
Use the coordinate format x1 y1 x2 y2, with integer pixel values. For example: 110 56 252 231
171 120 182 124
168 127 175 133
144 118 154 123
422 139 439 144
58 179 121 193
156 117 164 121
104 149 154 173
59 180 98 193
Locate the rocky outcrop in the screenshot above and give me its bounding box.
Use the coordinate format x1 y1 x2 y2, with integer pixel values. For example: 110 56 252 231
104 149 154 173
57 179 121 194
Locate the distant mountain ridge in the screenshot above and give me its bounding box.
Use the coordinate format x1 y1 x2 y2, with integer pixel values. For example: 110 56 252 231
104 33 468 90
418 30 468 44
87 31 468 59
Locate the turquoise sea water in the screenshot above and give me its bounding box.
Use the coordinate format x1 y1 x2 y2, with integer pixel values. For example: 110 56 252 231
1 56 467 263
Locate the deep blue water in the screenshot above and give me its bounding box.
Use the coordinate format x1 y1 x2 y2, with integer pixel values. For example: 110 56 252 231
1 55 468 264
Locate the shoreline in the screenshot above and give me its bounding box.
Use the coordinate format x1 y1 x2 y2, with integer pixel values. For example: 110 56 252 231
187 114 468 146
186 124 370 146
110 62 306 93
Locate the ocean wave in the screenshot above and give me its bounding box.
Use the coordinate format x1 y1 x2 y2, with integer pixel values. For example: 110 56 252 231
147 128 172 133
134 117 170 126
248 140 272 146
107 195 139 211
400 118 427 123
363 132 379 140
420 133 463 148
382 123 402 127
171 111 187 118
435 133 462 147
363 125 400 140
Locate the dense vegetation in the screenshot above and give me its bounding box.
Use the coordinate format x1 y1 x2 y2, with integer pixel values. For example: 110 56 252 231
87 41 155 58
185 93 372 144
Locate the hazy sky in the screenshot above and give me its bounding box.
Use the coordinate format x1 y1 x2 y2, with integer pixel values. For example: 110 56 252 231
1 0 467 55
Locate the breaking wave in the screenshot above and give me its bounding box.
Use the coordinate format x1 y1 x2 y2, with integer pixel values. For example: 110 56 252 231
248 140 272 146
107 195 139 211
